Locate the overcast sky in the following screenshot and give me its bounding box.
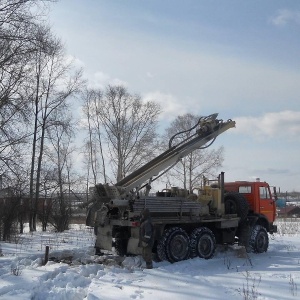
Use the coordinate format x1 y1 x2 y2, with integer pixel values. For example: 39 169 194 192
49 0 300 192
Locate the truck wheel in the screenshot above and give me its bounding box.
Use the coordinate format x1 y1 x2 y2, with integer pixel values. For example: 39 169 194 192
158 227 190 263
190 227 216 259
249 225 269 253
224 192 249 222
157 238 168 262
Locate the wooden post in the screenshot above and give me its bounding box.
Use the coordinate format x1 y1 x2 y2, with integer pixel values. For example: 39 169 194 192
43 246 49 265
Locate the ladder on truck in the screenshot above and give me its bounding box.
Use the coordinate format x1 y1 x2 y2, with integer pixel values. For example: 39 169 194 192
116 113 235 194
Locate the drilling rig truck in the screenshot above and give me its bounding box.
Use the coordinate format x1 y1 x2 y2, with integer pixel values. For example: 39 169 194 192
85 113 277 263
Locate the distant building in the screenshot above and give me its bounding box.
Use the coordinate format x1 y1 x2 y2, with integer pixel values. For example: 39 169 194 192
277 205 300 218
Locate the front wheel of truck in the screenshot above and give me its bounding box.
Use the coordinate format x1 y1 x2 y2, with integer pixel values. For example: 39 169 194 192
249 225 269 253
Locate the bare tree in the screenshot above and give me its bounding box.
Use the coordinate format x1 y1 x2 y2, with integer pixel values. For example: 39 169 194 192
27 27 82 231
37 168 54 231
0 1 82 234
81 88 106 185
1 1 36 169
0 167 29 240
97 85 161 181
44 110 76 231
162 113 224 192
0 3 56 235
0 1 53 169
0 194 20 241
81 85 161 185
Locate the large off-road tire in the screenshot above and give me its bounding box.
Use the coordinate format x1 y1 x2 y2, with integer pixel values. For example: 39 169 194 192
190 227 216 259
156 237 168 262
248 225 269 253
157 227 190 263
224 192 249 222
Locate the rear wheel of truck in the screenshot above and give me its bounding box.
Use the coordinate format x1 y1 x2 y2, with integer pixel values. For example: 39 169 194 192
224 192 249 222
157 227 190 263
190 227 216 259
249 225 269 253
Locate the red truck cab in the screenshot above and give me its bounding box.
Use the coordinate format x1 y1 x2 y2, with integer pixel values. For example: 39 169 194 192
224 180 277 225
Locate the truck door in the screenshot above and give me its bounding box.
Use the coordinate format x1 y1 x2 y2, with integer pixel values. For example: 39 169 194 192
259 185 276 223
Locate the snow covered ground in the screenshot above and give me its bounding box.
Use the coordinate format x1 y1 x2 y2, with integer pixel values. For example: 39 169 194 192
0 220 299 300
